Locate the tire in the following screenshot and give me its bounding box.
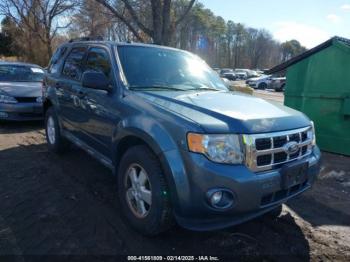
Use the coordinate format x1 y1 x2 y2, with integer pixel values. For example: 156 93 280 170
118 145 174 236
280 84 285 92
45 107 70 154
258 82 267 89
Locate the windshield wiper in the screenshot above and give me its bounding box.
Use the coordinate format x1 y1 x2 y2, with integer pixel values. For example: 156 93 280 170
174 82 222 91
194 87 221 91
129 85 187 91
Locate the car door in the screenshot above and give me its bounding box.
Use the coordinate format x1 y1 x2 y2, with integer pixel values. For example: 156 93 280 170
57 46 88 135
77 46 119 157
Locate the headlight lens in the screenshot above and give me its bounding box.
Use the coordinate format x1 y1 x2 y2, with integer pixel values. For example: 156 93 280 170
0 94 17 104
36 96 43 103
187 133 244 164
308 121 316 146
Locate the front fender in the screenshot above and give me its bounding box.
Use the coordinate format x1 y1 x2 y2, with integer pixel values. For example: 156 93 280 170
111 115 191 214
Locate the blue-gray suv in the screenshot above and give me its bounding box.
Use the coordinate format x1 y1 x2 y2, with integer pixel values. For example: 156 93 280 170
43 39 321 236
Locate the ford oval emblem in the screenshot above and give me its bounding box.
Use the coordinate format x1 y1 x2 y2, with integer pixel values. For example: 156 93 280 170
284 141 299 155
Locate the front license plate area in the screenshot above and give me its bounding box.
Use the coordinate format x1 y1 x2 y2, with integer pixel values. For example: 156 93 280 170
281 161 308 190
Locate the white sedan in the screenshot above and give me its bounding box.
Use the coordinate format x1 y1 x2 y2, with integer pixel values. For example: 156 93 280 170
246 75 272 89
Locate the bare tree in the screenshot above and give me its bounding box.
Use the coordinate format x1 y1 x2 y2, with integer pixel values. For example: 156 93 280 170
94 0 196 45
0 0 76 59
69 0 115 38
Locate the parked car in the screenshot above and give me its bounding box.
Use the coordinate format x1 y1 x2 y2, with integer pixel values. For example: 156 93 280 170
234 69 248 80
218 68 237 81
212 67 220 73
0 62 45 121
246 69 260 79
221 72 237 81
43 39 321 236
246 74 272 89
271 77 286 92
219 68 233 75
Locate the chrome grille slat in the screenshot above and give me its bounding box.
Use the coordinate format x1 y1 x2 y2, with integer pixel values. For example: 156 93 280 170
255 139 312 156
243 127 313 172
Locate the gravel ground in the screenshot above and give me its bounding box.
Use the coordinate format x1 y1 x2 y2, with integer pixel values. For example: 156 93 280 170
0 96 350 261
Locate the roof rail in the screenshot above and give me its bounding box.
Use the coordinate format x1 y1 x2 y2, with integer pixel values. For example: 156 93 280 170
68 36 104 43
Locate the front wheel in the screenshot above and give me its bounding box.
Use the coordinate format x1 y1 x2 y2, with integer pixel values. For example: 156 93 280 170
258 82 267 89
118 145 174 236
45 107 70 154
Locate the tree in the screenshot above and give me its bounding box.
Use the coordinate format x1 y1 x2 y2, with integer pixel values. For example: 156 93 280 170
0 16 17 56
93 0 196 45
281 40 307 61
0 0 77 62
232 23 246 68
225 20 235 66
69 0 114 38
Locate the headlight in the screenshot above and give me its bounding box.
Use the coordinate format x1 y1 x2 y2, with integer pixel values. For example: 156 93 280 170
187 133 244 164
308 121 316 145
36 96 43 103
0 94 17 104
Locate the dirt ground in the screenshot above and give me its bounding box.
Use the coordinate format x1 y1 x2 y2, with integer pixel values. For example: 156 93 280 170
0 98 350 261
253 89 285 104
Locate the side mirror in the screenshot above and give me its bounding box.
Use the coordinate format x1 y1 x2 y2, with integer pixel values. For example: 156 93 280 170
82 71 112 92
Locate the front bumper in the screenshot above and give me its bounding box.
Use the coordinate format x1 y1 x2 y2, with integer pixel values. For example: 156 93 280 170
0 102 43 121
171 146 321 231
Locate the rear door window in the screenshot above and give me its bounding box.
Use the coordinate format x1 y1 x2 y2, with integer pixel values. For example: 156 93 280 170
62 46 87 80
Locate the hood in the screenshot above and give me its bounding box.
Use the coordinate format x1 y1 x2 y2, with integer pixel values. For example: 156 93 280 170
0 82 42 97
138 90 310 134
249 75 270 81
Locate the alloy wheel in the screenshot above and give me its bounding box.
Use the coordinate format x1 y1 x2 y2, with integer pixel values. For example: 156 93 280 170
47 116 56 145
125 164 152 218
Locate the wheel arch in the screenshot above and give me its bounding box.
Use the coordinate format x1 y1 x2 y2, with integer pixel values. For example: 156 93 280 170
112 127 188 214
43 98 53 114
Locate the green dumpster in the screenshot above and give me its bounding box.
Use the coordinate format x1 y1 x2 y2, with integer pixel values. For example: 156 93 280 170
269 37 350 156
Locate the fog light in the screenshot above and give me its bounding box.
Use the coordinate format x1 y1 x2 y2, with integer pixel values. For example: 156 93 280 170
207 189 235 209
210 191 223 205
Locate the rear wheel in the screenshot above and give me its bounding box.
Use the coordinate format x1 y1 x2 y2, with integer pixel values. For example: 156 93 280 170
278 84 285 92
45 107 69 153
258 82 267 89
118 145 174 236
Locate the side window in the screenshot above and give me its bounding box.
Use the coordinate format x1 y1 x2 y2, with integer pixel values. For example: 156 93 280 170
62 46 87 80
48 46 67 74
85 47 112 79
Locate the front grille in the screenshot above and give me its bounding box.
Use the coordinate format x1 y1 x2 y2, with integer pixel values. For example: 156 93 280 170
244 127 313 172
274 152 287 163
257 154 272 166
15 97 37 103
18 112 43 118
255 138 271 150
273 136 287 147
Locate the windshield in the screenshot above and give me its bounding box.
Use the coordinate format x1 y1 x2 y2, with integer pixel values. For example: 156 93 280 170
0 65 44 82
117 46 228 91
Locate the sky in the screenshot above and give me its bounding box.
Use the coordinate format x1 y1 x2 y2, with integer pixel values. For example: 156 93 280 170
199 0 350 48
